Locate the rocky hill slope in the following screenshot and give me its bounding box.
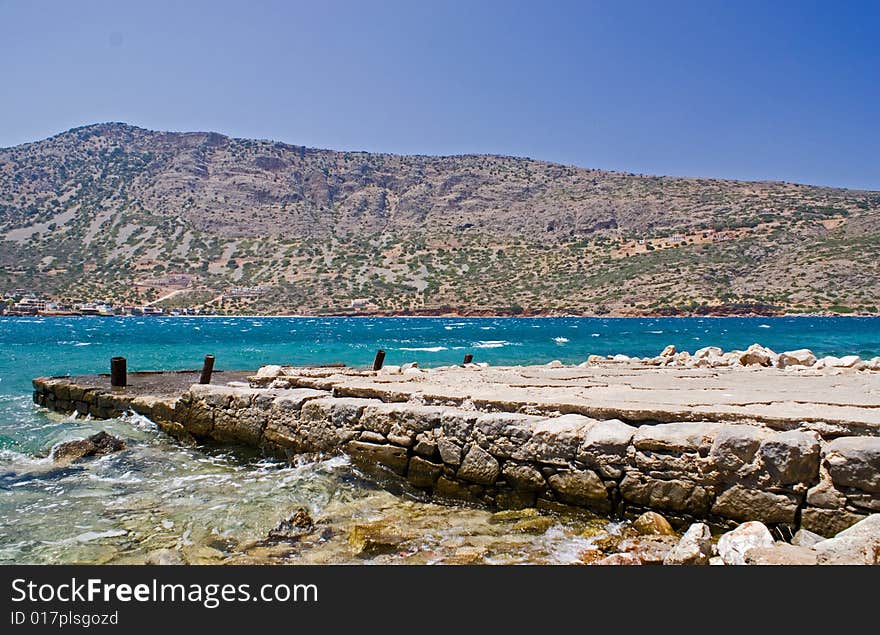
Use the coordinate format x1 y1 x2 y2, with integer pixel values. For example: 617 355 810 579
1 122 878 315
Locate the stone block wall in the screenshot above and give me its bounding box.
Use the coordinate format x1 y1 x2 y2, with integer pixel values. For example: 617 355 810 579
33 377 880 536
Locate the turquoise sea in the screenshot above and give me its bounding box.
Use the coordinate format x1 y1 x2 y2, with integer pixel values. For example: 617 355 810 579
1 316 878 564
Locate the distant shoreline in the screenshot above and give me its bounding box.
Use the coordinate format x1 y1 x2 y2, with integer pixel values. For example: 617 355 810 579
2 312 879 319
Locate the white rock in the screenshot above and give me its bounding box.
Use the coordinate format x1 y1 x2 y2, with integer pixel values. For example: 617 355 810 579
812 514 880 565
476 362 489 368
660 344 676 357
547 360 564 368
777 349 817 368
255 365 283 378
401 362 419 371
694 346 723 359
868 357 880 371
717 521 775 565
380 365 402 375
402 367 424 376
739 344 776 367
835 355 863 368
664 523 714 565
612 354 630 362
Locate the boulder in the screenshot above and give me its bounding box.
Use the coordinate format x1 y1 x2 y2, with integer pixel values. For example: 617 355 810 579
835 355 863 368
578 418 637 479
591 553 643 566
824 436 880 495
777 349 817 368
739 344 776 367
792 528 824 547
520 414 594 465
612 354 630 363
716 521 775 565
255 365 283 378
501 463 547 491
694 346 723 359
618 535 678 564
744 543 819 565
632 422 721 454
632 511 676 536
800 508 867 538
710 425 768 474
812 514 880 565
345 441 409 475
758 430 821 485
547 360 564 368
406 456 443 488
620 473 712 515
547 470 610 510
51 431 126 464
437 437 463 466
659 344 676 357
457 444 500 485
663 523 713 565
711 485 799 524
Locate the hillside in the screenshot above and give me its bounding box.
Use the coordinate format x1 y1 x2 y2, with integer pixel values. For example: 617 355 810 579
1 122 878 315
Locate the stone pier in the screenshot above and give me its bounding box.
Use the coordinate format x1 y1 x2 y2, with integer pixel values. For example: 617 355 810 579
32 362 880 537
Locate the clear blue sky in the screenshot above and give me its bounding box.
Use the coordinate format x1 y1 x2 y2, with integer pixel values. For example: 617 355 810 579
1 0 878 189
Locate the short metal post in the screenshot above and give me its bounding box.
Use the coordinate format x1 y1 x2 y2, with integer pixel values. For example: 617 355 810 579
200 355 215 384
372 349 386 371
110 357 127 388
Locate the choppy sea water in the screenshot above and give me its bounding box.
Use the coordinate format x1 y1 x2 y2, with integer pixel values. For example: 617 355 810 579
1 316 878 564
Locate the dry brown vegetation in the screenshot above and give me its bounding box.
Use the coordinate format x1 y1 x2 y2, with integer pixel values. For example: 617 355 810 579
1 122 878 315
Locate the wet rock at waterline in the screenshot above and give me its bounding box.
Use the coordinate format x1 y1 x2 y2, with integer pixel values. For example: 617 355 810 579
268 507 316 542
51 431 126 465
632 511 676 536
348 521 415 557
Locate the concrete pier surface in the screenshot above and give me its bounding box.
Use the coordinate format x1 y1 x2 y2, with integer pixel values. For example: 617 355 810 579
32 361 880 541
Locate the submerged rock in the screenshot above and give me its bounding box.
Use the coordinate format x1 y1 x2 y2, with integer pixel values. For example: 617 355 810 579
268 507 315 541
632 511 676 536
489 508 540 524
513 516 555 534
145 548 186 566
348 521 414 556
51 431 126 465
